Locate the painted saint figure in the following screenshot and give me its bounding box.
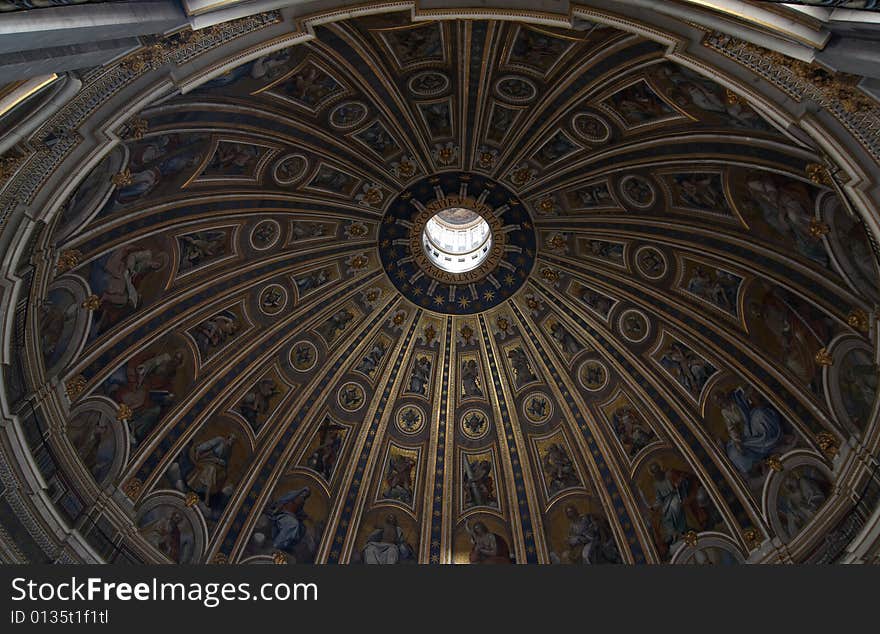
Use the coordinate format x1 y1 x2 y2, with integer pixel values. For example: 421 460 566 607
573 183 611 208
361 514 414 564
466 520 512 564
747 287 830 393
550 322 583 356
551 505 621 564
744 172 828 267
659 342 715 398
461 359 483 397
542 442 579 495
89 244 168 335
316 308 353 343
408 356 432 396
238 378 280 427
580 286 613 317
673 173 728 212
139 509 191 563
39 289 77 368
268 487 312 554
839 348 879 427
295 269 330 294
103 346 185 444
178 231 227 272
777 468 829 541
656 63 768 130
357 339 388 376
612 405 656 458
607 81 674 126
507 347 537 387
68 410 115 484
192 311 240 358
715 387 783 477
306 420 345 481
382 453 416 503
463 458 497 509
649 461 688 544
206 142 261 176
185 433 237 506
291 222 327 241
685 265 740 315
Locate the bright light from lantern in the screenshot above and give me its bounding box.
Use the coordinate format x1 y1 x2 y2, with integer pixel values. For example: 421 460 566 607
421 208 492 274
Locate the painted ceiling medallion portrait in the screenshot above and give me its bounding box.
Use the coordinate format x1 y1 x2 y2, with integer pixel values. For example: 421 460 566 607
1 1 880 568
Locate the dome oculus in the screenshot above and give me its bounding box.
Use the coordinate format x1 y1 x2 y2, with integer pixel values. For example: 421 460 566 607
378 171 536 315
422 208 493 274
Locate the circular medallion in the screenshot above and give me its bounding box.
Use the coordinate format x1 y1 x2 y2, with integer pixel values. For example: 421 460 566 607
290 341 318 372
634 245 668 279
619 175 656 209
378 172 535 315
495 76 537 104
577 359 609 392
618 309 650 343
460 408 490 440
329 101 368 129
408 71 450 97
395 404 426 435
522 391 553 424
571 113 611 143
250 219 281 251
272 153 309 186
337 382 366 412
259 284 288 316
